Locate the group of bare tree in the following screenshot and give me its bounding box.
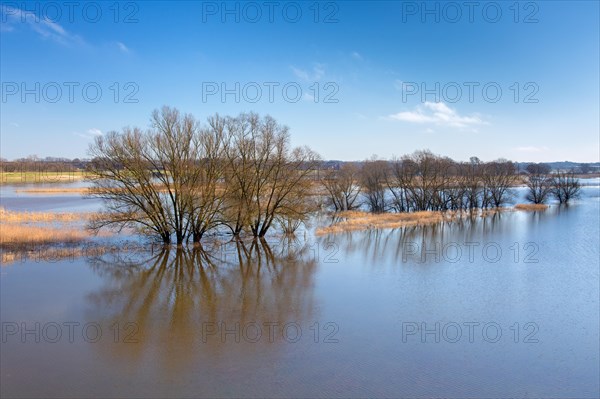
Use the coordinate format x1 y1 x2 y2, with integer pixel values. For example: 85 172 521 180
86 107 585 244
87 107 319 245
321 151 519 213
524 163 581 204
320 154 583 214
320 163 361 211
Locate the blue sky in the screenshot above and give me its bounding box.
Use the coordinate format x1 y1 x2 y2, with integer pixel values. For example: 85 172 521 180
1 1 598 162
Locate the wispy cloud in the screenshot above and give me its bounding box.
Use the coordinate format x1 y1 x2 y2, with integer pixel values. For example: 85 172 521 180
75 128 103 140
302 92 315 102
0 23 14 32
388 102 487 129
393 80 405 91
351 51 363 61
116 41 130 53
1 5 85 46
515 146 549 153
291 63 325 82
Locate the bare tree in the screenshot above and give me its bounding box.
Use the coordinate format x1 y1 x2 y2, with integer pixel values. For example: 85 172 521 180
87 107 224 245
525 163 552 204
221 113 256 235
391 150 453 212
188 115 228 243
222 113 320 237
385 158 406 212
87 126 175 243
460 157 483 210
360 156 389 213
482 160 517 208
551 170 581 204
320 163 361 211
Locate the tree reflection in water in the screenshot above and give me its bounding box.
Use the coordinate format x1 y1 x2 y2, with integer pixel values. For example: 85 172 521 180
317 209 514 267
85 238 318 374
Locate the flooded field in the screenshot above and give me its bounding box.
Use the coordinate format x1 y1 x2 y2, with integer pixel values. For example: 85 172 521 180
1 182 599 398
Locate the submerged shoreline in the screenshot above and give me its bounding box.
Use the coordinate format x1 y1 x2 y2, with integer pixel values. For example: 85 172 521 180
315 205 551 235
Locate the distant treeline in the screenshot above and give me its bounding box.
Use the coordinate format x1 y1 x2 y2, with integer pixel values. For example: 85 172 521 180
0 157 87 171
321 160 599 175
1 157 598 175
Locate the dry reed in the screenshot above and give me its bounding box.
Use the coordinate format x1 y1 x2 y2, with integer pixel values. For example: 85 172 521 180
0 224 88 247
514 203 549 211
0 208 99 251
315 208 515 235
316 210 449 235
15 187 92 195
0 207 92 223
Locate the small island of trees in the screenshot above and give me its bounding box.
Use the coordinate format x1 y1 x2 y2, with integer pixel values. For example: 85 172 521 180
82 107 582 245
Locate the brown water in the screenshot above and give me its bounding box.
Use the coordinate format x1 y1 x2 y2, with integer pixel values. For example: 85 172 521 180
1 185 599 398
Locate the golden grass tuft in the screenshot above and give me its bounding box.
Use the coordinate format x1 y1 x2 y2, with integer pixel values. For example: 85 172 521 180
15 187 93 195
0 207 92 223
0 224 88 247
0 208 100 250
316 210 451 235
16 185 178 195
315 208 515 235
514 203 549 211
0 172 86 184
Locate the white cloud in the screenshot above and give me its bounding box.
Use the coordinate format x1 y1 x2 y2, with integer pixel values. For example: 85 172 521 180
351 51 363 61
10 122 19 128
75 128 103 140
302 92 315 102
291 63 325 82
116 41 130 53
515 146 549 153
1 5 84 46
88 128 103 136
393 80 405 91
388 102 487 129
313 64 325 79
290 66 310 81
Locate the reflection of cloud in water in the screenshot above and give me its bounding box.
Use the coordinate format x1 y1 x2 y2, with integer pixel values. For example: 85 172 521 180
85 238 318 373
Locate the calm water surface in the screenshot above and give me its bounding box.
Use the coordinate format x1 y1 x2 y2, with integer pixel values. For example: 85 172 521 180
0 182 102 212
1 184 599 398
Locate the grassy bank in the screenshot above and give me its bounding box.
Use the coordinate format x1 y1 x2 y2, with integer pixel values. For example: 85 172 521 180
0 208 95 250
316 210 461 235
14 187 92 195
316 203 556 235
0 171 87 184
0 207 92 223
514 203 549 211
0 225 88 247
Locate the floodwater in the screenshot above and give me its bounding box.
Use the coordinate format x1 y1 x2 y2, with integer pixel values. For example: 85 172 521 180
1 183 599 398
0 182 102 212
